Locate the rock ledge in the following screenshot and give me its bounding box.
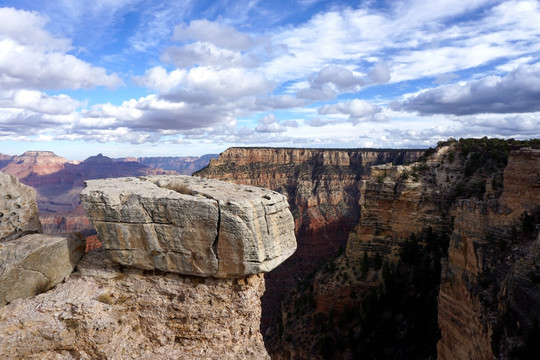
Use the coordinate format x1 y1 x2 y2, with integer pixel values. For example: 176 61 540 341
80 175 297 278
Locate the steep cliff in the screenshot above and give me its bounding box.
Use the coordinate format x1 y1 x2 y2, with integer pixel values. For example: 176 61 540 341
267 138 540 359
438 148 540 360
195 147 422 326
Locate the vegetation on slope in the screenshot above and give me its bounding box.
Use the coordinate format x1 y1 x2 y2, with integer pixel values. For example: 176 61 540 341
267 137 540 359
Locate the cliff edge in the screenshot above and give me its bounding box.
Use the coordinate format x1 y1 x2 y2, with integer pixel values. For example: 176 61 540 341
0 175 297 359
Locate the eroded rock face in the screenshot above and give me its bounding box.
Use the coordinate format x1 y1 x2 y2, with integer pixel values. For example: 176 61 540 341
0 171 42 242
0 233 86 305
195 147 423 325
0 249 270 360
437 149 540 360
80 175 296 278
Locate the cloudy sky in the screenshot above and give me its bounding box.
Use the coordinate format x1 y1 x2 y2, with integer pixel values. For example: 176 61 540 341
0 0 539 159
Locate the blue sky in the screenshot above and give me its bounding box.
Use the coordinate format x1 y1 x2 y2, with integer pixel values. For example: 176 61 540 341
0 0 539 160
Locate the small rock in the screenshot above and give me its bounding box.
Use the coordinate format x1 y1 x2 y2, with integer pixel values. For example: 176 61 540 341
0 233 86 305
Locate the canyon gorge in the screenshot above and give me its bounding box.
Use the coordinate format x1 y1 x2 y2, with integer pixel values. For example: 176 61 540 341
1 138 539 359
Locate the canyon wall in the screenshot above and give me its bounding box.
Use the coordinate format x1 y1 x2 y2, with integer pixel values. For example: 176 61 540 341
267 140 540 359
438 148 540 359
195 147 423 326
125 154 218 174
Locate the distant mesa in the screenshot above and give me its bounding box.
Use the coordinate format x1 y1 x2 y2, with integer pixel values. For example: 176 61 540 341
81 153 113 164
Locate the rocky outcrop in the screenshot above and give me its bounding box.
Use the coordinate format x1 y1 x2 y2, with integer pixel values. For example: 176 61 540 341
81 175 296 278
0 233 85 305
0 249 270 360
195 147 423 324
0 174 296 359
0 171 42 242
1 170 86 307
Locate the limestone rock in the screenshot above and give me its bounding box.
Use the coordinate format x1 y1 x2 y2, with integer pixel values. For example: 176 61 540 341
80 175 296 278
0 233 86 305
0 171 42 242
0 249 270 360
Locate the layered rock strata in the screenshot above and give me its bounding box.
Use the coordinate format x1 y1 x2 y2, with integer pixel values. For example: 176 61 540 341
268 141 540 359
195 147 423 324
346 145 460 261
0 171 42 242
80 175 296 278
437 148 540 359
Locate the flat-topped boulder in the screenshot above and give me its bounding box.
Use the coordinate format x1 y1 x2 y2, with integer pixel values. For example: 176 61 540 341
0 172 42 242
0 233 86 305
80 175 296 278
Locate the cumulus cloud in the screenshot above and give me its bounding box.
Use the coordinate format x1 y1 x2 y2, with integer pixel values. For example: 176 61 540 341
253 95 307 111
255 114 287 133
454 114 540 136
318 99 384 123
400 63 540 115
0 90 82 115
133 66 186 93
172 19 254 51
0 8 122 91
161 42 256 68
297 62 390 100
0 7 69 51
83 94 228 132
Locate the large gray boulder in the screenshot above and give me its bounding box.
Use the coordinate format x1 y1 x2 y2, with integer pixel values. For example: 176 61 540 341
0 233 86 305
0 172 42 242
80 175 297 278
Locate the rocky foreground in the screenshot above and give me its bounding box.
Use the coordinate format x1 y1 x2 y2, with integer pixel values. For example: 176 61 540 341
0 175 296 359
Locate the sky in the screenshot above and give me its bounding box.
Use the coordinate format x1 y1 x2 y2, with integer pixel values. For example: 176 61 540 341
0 0 539 160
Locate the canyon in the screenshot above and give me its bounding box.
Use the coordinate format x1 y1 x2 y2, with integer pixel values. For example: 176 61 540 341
195 147 423 327
262 139 540 359
0 139 539 359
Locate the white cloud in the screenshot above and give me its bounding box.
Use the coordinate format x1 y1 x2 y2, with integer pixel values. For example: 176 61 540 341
161 42 255 68
0 90 82 115
0 8 122 90
0 7 69 51
400 62 540 115
172 19 254 51
255 114 286 133
133 66 186 92
319 99 383 123
297 62 391 100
